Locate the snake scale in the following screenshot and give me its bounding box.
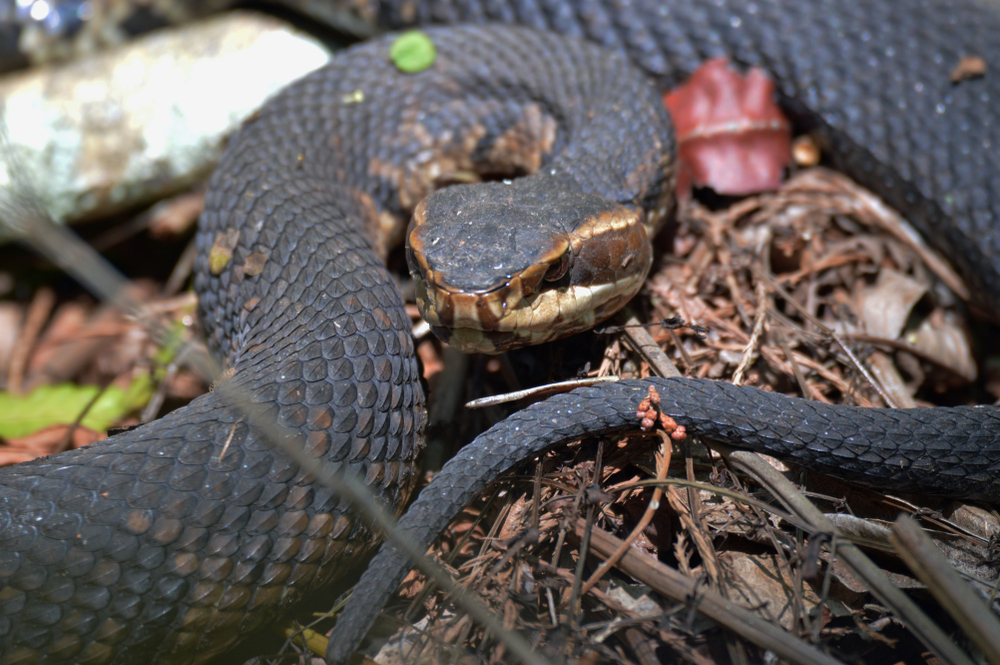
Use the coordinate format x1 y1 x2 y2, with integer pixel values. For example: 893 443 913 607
3 0 1000 663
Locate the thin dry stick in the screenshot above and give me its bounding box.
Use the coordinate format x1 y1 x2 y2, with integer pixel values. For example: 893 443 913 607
663 485 724 588
620 308 682 378
580 430 672 596
569 441 605 625
56 379 113 452
7 285 55 393
732 278 768 385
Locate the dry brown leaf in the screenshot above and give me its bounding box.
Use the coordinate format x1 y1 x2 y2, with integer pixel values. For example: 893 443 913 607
911 309 977 382
859 268 927 339
720 551 821 630
1 423 106 465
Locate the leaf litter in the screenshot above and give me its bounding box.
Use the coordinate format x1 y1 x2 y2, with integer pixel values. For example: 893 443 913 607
0 198 208 464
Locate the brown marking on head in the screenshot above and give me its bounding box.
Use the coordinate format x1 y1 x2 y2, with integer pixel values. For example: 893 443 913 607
487 103 559 174
412 192 652 354
368 116 487 211
567 207 649 282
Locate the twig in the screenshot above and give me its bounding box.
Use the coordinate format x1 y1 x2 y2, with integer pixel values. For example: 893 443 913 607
7 285 54 393
580 430 672 596
620 308 682 378
732 278 767 385
569 441 605 625
465 375 619 409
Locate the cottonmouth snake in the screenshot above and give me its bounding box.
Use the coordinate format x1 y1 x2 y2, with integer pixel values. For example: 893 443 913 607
4 1 1000 663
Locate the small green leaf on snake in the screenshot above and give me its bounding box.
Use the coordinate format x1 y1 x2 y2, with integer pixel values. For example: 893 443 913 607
390 31 437 73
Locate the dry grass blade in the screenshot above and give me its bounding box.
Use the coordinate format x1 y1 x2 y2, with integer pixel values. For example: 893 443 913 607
890 514 1000 663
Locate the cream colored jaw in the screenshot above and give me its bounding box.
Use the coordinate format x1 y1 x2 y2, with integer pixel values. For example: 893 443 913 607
415 267 648 353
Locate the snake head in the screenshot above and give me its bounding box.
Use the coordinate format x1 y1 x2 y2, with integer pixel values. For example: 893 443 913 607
407 175 653 354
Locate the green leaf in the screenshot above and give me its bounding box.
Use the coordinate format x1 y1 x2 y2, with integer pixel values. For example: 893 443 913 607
0 375 154 439
389 30 437 73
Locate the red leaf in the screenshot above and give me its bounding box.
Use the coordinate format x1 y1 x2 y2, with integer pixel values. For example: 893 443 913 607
664 57 792 197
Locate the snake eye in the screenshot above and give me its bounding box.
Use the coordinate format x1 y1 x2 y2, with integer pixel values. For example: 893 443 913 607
543 253 571 282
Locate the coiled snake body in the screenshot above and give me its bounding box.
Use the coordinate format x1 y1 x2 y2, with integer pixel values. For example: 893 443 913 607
3 1 1000 663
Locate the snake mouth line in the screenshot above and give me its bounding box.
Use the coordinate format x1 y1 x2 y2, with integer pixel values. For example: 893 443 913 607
414 268 649 353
